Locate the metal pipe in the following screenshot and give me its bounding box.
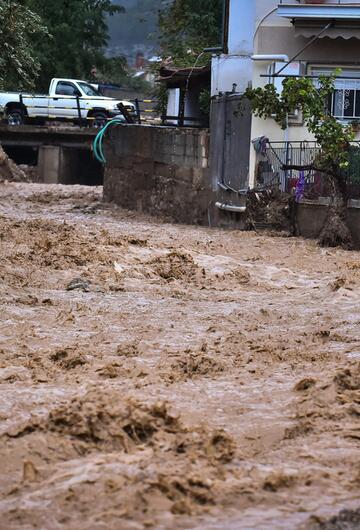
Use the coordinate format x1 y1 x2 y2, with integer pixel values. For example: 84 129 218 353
274 22 333 77
218 181 250 194
262 74 360 81
251 54 289 62
253 7 278 45
215 201 247 213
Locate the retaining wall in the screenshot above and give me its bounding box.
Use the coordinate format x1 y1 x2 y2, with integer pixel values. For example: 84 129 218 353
296 201 360 248
103 125 219 225
103 124 360 245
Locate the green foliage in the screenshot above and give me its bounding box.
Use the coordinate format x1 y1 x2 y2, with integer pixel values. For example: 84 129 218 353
23 0 124 91
0 0 48 90
158 0 223 67
152 82 168 117
91 56 128 84
199 88 211 116
244 75 355 175
95 56 153 92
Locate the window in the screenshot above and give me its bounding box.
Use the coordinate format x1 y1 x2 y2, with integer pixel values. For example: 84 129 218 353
78 82 100 97
55 81 81 96
311 67 360 120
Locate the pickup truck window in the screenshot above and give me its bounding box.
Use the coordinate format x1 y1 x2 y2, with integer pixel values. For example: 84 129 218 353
78 82 101 97
55 81 81 97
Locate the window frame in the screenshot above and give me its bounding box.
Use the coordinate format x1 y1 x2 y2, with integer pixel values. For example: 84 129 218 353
55 81 81 97
309 65 360 121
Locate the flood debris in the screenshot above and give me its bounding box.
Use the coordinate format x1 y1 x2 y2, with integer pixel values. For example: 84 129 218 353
66 277 91 292
308 507 360 530
0 145 28 182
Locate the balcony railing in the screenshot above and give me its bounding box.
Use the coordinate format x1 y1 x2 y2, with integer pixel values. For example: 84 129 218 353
279 1 360 5
278 1 360 20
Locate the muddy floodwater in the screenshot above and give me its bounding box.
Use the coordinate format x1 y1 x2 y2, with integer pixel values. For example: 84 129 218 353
0 182 359 530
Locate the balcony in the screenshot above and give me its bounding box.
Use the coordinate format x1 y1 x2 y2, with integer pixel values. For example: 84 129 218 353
278 1 360 21
277 1 360 39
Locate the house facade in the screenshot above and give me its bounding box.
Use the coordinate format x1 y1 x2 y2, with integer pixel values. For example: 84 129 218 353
211 0 360 194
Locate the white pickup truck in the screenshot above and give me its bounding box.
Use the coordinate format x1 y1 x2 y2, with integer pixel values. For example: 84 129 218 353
0 78 136 127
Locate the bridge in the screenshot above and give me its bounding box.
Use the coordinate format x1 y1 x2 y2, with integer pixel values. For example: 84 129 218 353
0 124 97 149
0 124 102 185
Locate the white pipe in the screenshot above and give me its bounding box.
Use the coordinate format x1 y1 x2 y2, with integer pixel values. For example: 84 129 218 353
251 54 289 62
215 202 247 213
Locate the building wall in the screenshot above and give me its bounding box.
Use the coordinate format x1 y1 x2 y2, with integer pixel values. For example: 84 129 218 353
211 0 360 186
211 0 255 96
103 125 217 225
248 0 360 185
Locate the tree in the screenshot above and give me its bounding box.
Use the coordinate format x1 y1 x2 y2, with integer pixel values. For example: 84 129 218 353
243 75 355 248
90 56 152 92
24 0 124 91
158 0 223 67
0 0 48 90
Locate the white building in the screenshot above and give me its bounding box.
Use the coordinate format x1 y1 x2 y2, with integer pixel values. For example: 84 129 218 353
211 0 360 191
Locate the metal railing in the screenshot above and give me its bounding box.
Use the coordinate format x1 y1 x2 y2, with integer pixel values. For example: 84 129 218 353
2 90 205 129
278 1 360 5
256 140 360 199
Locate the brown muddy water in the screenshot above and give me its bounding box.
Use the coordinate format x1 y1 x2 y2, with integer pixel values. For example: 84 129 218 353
0 182 359 530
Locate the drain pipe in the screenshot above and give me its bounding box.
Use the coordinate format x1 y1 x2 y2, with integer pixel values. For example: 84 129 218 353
215 201 247 213
251 54 289 62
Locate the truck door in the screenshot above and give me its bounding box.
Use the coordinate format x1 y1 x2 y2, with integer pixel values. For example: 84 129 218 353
48 81 81 120
22 95 49 118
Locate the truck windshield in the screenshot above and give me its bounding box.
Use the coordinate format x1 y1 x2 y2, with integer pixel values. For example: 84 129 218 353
78 82 101 96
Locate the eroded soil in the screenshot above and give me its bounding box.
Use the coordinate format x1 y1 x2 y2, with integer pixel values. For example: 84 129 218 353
0 182 359 530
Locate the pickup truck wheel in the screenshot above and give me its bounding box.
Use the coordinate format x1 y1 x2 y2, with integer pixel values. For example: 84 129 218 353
7 110 24 126
92 112 107 128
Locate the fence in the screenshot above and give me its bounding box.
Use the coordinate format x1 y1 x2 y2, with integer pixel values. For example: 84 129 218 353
132 98 160 125
255 140 360 200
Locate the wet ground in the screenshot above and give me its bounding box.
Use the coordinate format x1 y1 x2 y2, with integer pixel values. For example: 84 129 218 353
0 182 359 530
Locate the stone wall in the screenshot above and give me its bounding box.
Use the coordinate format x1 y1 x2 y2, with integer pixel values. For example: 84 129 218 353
103 125 217 225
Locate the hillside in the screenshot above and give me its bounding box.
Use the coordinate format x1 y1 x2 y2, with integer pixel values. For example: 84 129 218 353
107 0 162 62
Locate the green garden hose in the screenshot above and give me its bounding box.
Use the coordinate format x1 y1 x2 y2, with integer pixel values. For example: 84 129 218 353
92 119 124 164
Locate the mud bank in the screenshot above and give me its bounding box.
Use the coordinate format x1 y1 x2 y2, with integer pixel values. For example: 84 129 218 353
0 182 359 530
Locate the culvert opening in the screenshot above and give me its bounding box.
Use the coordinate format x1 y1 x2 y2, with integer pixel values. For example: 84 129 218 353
58 148 104 186
2 145 103 186
2 145 38 166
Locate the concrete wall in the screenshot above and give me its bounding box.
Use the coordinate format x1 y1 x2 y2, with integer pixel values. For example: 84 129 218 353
103 125 217 224
297 201 360 248
101 123 360 246
211 0 255 96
